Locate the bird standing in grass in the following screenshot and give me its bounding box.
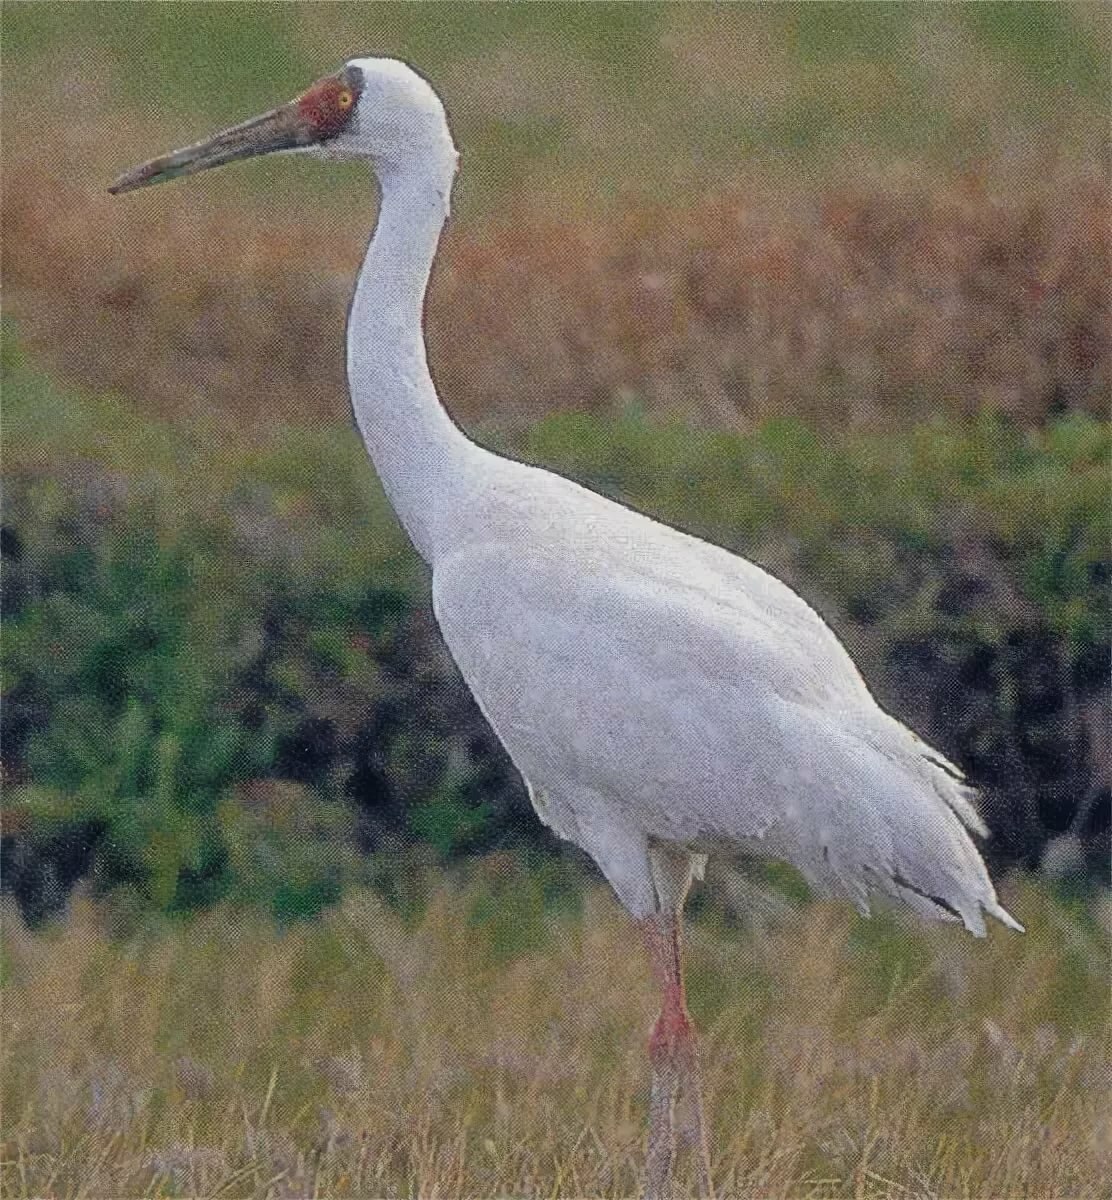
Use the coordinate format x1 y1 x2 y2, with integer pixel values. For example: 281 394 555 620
111 57 1022 1199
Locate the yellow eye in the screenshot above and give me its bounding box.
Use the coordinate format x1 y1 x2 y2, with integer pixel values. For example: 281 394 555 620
338 89 353 110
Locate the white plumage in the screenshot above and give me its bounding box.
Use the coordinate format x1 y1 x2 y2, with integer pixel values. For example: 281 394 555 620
433 475 1020 936
111 56 1021 1198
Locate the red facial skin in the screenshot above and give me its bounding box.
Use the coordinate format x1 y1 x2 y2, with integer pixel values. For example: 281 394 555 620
297 76 356 140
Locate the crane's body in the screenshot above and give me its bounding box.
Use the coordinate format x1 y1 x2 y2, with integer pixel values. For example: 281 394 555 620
111 57 1021 1198
432 469 1011 932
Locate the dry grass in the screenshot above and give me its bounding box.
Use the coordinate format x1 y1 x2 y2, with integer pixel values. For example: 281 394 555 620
4 5 1107 437
4 3 1108 439
4 153 1107 439
2 867 1108 1199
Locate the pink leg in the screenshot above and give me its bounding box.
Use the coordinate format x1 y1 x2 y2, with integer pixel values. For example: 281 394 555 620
640 914 713 1200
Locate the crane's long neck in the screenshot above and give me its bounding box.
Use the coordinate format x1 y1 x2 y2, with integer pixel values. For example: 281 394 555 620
347 155 477 564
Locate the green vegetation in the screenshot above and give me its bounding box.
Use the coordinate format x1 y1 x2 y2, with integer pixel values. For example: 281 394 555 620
4 340 1107 923
1 873 1106 1198
3 341 413 922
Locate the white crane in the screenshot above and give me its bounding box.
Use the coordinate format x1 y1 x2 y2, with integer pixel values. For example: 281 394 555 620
111 57 1022 1199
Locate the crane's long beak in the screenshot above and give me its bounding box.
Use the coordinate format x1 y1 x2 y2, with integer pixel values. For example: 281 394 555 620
108 100 318 195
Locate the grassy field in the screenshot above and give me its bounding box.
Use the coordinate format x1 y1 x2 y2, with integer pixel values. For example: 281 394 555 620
3 1 1108 459
3 4 1108 436
6 164 1107 438
2 6 1109 1198
2 870 1109 1200
4 3 1106 209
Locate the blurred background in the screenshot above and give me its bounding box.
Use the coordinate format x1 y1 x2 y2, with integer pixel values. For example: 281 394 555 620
2 4 1109 1197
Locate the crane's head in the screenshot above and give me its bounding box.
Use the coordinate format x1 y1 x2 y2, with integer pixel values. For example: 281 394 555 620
109 57 457 196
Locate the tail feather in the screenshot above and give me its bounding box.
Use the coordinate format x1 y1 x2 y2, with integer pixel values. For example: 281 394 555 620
902 729 989 836
883 802 1023 936
769 710 1024 937
984 896 1025 933
854 724 1024 936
